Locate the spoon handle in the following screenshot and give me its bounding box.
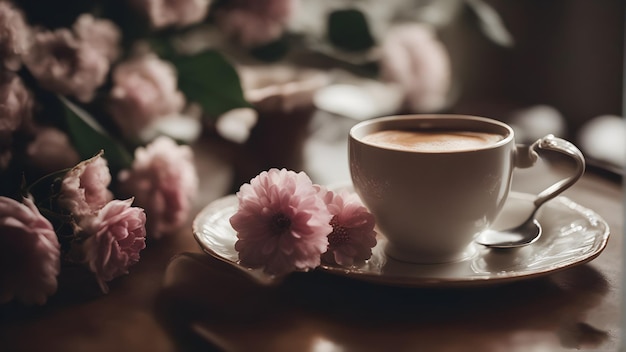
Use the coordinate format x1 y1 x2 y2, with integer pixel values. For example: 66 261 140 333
523 134 586 208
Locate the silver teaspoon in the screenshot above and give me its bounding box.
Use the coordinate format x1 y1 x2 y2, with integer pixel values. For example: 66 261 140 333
476 135 585 249
475 204 543 249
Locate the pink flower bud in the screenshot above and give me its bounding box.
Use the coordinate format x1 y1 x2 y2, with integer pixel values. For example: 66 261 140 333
59 152 113 219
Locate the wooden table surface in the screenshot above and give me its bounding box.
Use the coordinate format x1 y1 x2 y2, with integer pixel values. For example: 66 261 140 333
1 121 623 352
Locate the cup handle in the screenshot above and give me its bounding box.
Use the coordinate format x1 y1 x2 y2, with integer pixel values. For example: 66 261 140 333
516 134 586 207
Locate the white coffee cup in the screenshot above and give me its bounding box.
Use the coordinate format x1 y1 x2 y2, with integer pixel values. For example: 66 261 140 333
349 114 585 264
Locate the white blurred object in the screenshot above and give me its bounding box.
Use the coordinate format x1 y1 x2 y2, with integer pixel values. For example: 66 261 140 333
508 105 567 143
215 107 258 144
239 65 330 114
140 113 203 143
314 80 404 120
578 115 625 168
378 23 452 113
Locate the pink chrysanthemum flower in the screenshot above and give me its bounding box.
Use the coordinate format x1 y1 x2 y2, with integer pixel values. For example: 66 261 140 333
318 187 377 267
230 168 333 276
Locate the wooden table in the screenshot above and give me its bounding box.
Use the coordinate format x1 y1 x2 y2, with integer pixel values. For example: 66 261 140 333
1 126 623 352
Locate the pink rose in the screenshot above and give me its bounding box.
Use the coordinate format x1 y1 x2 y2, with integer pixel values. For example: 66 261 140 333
80 198 147 293
0 197 60 305
26 127 81 173
379 23 451 112
132 0 212 29
0 2 31 71
24 28 109 103
58 152 113 219
118 136 198 238
215 0 297 47
73 14 122 62
230 168 333 276
108 54 185 139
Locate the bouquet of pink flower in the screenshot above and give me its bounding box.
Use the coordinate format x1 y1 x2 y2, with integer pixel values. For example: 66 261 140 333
0 137 197 305
0 0 204 300
0 0 293 305
0 152 146 305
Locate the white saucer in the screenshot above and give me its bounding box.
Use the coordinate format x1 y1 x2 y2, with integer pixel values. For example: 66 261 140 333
192 189 610 288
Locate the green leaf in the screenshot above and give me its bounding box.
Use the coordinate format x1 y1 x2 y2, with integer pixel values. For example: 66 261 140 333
173 50 251 118
59 95 133 174
327 9 375 52
145 36 178 59
466 0 514 47
249 36 290 62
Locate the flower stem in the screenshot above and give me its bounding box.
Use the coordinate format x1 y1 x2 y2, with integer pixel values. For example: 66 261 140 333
22 168 71 197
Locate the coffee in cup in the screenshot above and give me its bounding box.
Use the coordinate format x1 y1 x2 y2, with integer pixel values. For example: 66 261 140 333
360 130 504 152
349 114 585 264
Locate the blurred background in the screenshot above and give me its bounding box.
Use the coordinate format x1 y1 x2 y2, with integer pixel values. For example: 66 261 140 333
3 0 624 191
445 0 623 144
296 0 625 185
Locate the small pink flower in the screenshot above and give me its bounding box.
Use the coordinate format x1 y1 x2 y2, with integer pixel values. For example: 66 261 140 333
0 71 33 135
73 14 122 62
318 188 377 266
117 136 198 238
215 0 297 47
58 152 113 219
0 71 34 169
0 144 11 170
230 168 333 276
24 28 109 103
0 2 31 71
108 54 185 138
0 197 60 305
80 198 147 293
26 127 81 173
132 0 212 29
379 23 451 113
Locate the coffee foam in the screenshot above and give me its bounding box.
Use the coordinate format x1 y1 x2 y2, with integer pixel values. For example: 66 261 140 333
361 130 504 152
